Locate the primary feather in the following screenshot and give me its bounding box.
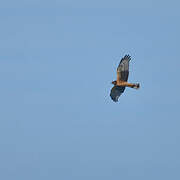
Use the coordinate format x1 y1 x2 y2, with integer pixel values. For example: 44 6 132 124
117 55 131 82
110 86 125 102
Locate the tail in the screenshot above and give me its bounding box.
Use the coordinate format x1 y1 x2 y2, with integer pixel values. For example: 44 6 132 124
132 83 140 89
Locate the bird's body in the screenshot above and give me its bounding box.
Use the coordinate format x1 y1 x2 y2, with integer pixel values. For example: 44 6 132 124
110 55 140 102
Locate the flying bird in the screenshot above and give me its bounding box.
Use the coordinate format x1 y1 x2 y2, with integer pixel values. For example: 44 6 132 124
110 55 140 102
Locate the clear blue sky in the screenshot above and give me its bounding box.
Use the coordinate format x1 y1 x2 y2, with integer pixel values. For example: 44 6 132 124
0 0 180 180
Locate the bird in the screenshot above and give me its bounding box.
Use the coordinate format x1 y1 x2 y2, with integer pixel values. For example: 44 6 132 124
110 55 140 102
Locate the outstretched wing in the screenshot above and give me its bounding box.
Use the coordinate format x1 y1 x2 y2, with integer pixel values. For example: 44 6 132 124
117 55 131 82
110 86 126 102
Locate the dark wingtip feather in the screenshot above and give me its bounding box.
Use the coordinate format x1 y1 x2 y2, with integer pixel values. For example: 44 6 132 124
124 54 131 61
119 54 131 64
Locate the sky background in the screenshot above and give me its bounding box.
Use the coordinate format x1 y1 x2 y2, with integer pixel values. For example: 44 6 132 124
0 0 180 180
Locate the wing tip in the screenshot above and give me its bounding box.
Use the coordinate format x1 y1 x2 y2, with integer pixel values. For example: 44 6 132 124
110 96 118 102
123 54 131 61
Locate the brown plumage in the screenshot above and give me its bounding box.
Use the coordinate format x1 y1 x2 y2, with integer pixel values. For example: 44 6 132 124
110 55 140 102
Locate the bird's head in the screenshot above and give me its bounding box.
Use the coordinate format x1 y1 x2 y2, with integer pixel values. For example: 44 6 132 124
111 80 117 85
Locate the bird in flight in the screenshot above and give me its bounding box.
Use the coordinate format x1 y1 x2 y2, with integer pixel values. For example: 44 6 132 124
110 55 140 102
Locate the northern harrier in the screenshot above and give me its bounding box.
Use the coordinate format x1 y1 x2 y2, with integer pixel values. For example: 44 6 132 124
110 55 140 102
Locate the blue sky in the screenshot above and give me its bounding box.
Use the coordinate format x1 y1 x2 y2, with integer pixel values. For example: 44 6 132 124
0 0 180 180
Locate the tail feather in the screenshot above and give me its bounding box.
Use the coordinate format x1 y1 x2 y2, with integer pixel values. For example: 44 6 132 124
132 83 140 89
